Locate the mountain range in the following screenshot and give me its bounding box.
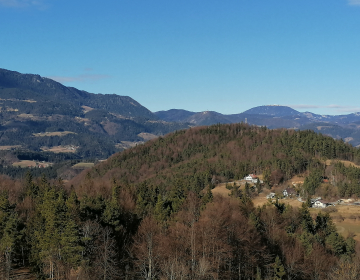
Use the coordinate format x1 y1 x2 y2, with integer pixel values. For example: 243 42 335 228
1 67 360 164
0 68 189 159
155 106 360 146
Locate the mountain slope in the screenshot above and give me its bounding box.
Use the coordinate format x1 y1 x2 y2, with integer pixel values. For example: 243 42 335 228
154 109 197 122
0 68 189 159
184 111 232 126
155 105 360 146
0 68 156 119
242 105 301 117
71 123 358 196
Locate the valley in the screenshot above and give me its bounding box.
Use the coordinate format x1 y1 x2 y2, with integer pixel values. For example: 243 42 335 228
4 0 360 278
2 68 360 279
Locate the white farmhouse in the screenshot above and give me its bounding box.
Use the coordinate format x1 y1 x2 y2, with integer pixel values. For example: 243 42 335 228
244 174 258 183
313 200 328 208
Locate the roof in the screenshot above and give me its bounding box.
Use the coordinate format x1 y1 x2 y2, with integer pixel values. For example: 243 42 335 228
284 188 296 194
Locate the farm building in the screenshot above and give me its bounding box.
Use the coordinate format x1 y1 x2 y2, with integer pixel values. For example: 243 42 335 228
283 188 297 197
313 200 329 208
244 174 258 183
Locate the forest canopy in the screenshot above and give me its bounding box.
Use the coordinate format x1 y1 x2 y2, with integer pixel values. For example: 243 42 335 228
1 123 360 279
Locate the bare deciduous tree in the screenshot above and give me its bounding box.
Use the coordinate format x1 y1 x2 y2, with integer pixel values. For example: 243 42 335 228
328 259 360 280
160 257 189 280
93 227 120 280
132 216 161 280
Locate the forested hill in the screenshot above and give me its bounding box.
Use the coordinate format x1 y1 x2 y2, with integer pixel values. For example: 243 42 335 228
2 123 360 279
72 123 359 201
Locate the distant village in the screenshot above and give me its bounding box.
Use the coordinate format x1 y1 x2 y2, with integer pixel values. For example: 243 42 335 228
241 173 360 209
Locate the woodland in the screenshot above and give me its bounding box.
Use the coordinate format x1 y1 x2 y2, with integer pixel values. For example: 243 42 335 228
1 123 360 279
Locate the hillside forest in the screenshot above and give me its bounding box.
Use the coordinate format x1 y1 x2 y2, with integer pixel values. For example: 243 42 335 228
1 123 360 279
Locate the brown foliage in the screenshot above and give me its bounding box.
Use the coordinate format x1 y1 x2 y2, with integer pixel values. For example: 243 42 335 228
132 216 162 279
303 244 337 280
328 258 360 280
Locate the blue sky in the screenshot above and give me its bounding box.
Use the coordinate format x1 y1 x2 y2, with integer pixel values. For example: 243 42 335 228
1 0 360 115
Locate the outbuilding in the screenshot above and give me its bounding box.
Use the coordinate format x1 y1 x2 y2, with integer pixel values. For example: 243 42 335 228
313 200 328 208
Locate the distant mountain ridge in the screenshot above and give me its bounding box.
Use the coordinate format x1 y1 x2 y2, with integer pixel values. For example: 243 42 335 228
154 109 197 122
242 105 301 116
0 68 156 119
2 67 360 160
154 106 360 146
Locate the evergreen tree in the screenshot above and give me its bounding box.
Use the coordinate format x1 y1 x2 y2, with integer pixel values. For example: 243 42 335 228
255 266 262 280
102 187 123 231
272 256 286 280
29 184 83 278
201 187 213 210
154 194 167 222
0 191 20 280
326 232 346 256
299 203 314 234
60 218 82 268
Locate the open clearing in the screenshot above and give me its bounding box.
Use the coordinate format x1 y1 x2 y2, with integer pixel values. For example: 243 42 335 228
0 145 21 150
34 131 76 137
41 145 78 153
18 113 33 118
72 162 94 169
12 160 37 168
325 159 360 168
12 160 53 168
254 195 360 241
212 182 360 241
81 105 93 113
212 180 248 197
116 141 144 150
311 205 360 241
138 132 158 141
212 175 264 197
335 222 360 241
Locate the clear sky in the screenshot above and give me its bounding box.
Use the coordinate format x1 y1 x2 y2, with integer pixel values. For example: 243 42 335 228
1 0 360 115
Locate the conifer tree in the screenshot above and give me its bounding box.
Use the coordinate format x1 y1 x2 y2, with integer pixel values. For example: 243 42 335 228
255 266 262 280
299 203 314 234
25 171 38 199
60 218 82 268
201 187 213 210
103 187 122 231
154 195 167 222
272 256 286 280
326 232 346 256
66 189 80 222
0 191 20 280
29 184 83 278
